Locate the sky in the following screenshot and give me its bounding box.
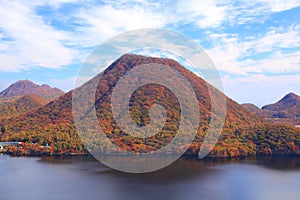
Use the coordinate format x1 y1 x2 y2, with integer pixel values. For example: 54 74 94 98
0 0 299 107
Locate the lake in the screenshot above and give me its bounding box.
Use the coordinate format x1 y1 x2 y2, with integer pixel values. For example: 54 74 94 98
0 154 300 200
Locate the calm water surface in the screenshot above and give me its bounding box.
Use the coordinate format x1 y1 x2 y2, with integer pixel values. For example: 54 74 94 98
0 154 300 200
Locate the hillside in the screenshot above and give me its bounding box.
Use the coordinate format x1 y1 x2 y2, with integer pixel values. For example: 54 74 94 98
243 93 300 126
0 54 299 157
263 93 300 119
263 93 300 111
242 103 263 115
242 103 274 119
0 80 64 101
0 94 48 119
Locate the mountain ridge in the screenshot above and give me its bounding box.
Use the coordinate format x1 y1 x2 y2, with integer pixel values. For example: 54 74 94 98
262 92 300 111
0 80 64 101
243 92 300 125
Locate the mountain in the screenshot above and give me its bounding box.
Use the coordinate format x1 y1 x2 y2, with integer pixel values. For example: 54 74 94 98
242 103 274 119
0 94 48 119
263 93 300 118
0 80 64 101
0 54 299 157
242 103 262 114
243 93 300 125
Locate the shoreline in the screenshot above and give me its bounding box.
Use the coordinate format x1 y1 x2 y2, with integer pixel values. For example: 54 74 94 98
1 151 300 160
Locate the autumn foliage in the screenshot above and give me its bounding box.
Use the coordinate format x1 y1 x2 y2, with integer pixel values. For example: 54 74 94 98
0 54 299 157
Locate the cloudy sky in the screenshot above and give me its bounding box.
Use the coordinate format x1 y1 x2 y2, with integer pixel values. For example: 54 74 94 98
0 0 299 107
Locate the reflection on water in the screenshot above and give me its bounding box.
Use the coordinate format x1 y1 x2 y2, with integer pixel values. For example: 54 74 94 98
254 156 300 171
1 155 300 200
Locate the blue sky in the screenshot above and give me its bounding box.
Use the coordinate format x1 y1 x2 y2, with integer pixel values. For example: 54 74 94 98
0 0 299 107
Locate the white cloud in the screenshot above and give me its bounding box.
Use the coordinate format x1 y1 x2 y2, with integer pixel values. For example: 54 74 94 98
207 36 243 74
71 4 169 47
254 25 300 53
174 0 299 27
0 0 299 75
206 26 300 74
207 25 300 106
0 1 75 72
21 0 81 8
224 0 300 25
243 51 300 73
255 0 300 12
0 0 298 107
176 0 229 28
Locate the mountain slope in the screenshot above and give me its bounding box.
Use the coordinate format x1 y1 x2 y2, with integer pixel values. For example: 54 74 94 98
0 94 48 119
242 103 263 115
243 93 300 125
1 54 259 130
263 93 300 119
242 103 274 119
0 54 299 157
0 80 64 101
263 93 300 111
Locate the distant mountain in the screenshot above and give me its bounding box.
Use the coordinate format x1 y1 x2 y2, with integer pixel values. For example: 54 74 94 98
0 54 299 157
263 93 300 117
0 80 64 101
0 94 48 119
242 93 300 125
242 103 273 118
242 103 262 114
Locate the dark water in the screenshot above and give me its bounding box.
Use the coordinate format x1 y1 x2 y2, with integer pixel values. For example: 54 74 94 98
1 154 300 200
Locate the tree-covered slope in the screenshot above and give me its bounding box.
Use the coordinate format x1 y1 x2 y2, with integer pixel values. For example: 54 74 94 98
0 54 299 157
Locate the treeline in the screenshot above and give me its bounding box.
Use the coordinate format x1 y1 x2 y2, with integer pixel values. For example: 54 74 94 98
1 122 299 158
